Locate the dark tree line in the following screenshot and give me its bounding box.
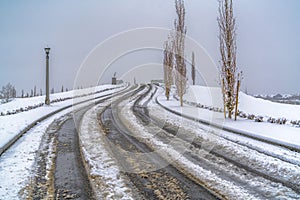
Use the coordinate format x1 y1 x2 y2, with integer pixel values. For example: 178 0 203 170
0 83 69 101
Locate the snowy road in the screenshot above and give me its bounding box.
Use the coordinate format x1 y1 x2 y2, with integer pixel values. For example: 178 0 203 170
1 83 300 199
98 85 218 199
79 84 300 199
0 85 128 199
98 84 299 199
146 85 300 199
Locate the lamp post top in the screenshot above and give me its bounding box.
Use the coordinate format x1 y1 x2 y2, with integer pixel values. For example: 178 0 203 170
44 47 50 54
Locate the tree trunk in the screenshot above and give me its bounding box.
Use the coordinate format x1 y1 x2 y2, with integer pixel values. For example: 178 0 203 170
228 109 232 119
166 88 170 101
234 79 240 120
180 95 183 106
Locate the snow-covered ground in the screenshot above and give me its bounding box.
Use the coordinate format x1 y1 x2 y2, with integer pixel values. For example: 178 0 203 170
119 85 300 199
184 85 300 122
159 85 300 150
80 103 136 200
0 84 126 153
0 85 123 114
0 110 70 199
0 84 127 199
1 83 299 199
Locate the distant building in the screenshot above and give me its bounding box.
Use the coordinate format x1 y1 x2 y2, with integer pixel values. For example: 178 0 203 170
112 77 117 85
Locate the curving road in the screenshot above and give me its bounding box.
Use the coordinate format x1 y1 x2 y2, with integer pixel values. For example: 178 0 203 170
99 85 219 199
131 84 300 199
2 84 299 199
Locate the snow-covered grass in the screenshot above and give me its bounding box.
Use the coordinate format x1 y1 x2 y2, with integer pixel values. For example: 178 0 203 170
160 85 300 150
185 85 300 122
0 84 126 152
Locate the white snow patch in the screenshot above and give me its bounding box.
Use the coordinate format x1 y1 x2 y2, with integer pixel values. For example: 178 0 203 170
79 91 139 199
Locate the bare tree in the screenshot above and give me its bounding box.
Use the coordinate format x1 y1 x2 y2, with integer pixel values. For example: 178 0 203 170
218 0 242 119
61 85 64 93
191 52 196 85
163 36 174 100
21 89 24 98
0 83 16 102
174 0 187 106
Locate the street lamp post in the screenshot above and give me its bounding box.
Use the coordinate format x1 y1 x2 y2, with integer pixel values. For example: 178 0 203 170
44 47 50 105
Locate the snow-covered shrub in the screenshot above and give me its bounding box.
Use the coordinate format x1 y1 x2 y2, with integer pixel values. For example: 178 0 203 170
239 112 247 118
267 117 276 123
215 108 223 113
276 118 286 125
255 116 264 122
247 114 255 120
290 120 300 127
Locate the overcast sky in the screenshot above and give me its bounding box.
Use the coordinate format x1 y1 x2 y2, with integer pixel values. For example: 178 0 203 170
0 0 299 95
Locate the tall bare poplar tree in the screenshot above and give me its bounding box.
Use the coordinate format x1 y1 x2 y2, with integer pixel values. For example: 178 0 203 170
191 52 195 85
163 37 174 100
218 0 242 119
174 0 187 106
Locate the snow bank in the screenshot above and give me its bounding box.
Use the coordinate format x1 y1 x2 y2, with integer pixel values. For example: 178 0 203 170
185 85 300 121
161 85 300 151
79 89 141 200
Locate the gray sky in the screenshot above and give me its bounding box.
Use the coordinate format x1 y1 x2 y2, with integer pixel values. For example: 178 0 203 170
0 0 299 95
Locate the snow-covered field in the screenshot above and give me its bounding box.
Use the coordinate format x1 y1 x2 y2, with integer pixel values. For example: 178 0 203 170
158 85 300 150
184 85 300 121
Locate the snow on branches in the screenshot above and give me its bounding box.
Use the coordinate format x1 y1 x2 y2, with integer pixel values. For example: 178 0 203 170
218 0 242 119
163 37 174 100
174 0 187 106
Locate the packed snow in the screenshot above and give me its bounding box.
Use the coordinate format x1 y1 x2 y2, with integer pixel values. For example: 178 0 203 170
79 102 136 200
